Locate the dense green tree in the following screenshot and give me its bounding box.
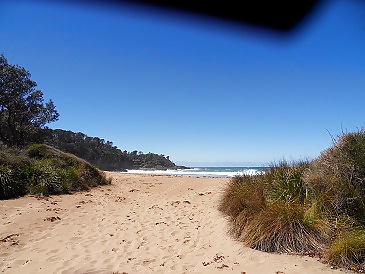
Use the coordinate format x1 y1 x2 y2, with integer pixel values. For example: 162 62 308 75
0 55 59 147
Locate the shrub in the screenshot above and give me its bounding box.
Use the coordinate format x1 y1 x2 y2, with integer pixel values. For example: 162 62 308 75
0 165 26 199
18 160 61 196
0 148 30 168
304 130 365 222
27 144 50 159
219 161 329 254
265 160 310 204
0 144 111 199
326 229 365 270
0 149 28 199
56 167 80 193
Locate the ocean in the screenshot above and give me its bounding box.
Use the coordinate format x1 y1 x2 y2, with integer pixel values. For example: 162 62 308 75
124 167 268 178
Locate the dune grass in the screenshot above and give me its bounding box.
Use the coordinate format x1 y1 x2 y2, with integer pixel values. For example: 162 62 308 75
0 144 111 199
219 130 365 271
326 228 365 271
220 161 330 254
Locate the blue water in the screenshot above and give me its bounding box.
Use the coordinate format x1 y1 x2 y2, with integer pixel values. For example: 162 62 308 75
125 167 269 178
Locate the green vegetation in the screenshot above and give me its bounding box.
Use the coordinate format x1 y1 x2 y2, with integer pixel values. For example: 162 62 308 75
0 54 59 147
0 54 182 172
219 161 329 255
219 130 365 271
0 144 111 199
327 229 365 270
0 54 181 203
0 55 112 200
42 129 185 171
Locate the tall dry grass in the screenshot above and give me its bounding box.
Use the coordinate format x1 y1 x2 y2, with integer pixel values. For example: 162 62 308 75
219 161 330 254
219 129 365 270
326 228 365 271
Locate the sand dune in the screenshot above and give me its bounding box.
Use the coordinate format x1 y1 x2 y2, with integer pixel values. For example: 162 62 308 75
0 173 348 273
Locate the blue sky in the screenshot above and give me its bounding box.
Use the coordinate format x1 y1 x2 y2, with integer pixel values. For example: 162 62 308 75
1 0 365 166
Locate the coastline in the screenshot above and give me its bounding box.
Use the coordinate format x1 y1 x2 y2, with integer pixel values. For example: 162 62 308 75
124 166 267 178
0 173 348 273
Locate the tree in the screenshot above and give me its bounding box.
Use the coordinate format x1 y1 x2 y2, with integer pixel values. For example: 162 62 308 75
0 54 59 147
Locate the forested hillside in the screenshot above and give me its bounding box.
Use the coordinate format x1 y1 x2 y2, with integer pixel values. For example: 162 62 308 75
0 54 184 172
43 129 184 171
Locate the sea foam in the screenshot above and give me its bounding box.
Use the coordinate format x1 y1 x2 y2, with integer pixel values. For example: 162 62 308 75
124 167 266 178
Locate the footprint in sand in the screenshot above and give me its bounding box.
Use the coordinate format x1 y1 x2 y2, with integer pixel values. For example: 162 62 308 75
142 258 156 266
171 231 179 236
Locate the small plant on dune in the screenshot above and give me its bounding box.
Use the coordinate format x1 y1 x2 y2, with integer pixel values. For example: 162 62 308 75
56 167 80 193
219 175 265 220
326 228 365 271
304 129 365 222
0 147 30 169
0 166 14 198
0 165 25 199
221 175 266 238
20 160 61 196
27 144 50 159
0 149 29 199
265 160 310 204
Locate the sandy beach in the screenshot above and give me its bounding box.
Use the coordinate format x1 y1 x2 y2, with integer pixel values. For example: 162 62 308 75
0 172 348 274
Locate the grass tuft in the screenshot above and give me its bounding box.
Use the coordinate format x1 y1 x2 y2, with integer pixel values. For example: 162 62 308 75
219 175 265 220
265 160 309 204
327 229 365 270
239 201 329 254
219 161 329 254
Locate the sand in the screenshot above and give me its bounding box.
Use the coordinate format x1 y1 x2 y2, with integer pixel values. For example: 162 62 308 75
0 172 349 274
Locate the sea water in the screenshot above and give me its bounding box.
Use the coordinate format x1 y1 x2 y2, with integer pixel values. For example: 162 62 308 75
124 167 268 178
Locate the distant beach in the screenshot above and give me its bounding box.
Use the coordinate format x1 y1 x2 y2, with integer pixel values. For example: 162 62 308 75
0 173 347 273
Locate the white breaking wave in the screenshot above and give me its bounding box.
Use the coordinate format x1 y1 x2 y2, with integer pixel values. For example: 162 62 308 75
123 168 262 178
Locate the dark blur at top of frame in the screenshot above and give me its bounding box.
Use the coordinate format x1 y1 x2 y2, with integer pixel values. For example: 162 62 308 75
78 0 322 34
